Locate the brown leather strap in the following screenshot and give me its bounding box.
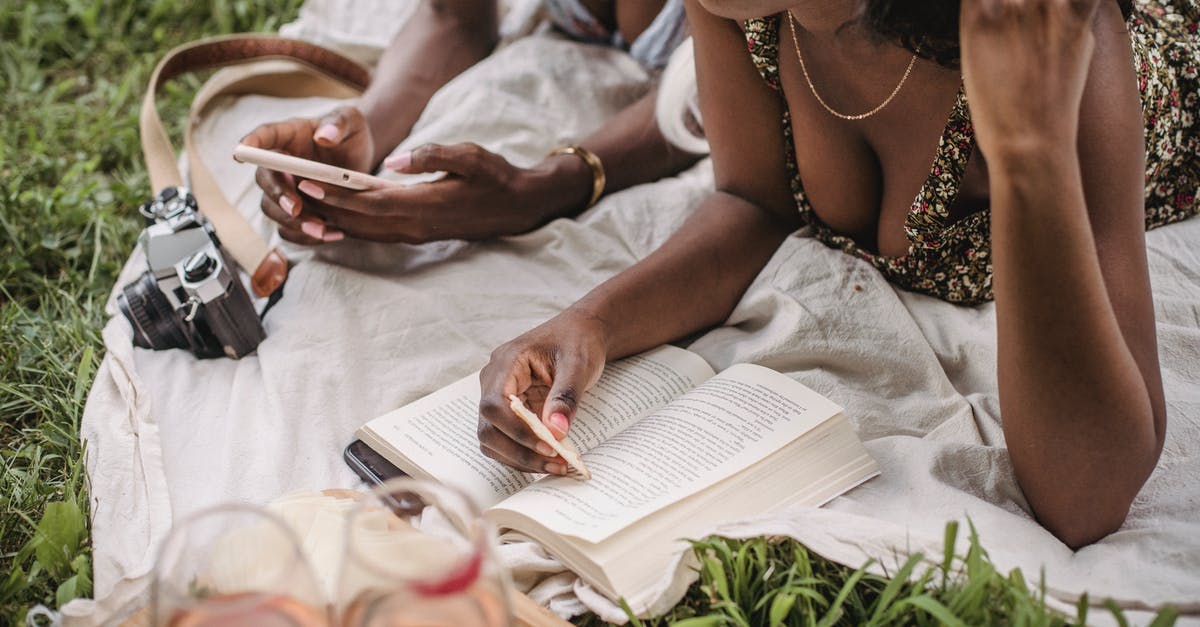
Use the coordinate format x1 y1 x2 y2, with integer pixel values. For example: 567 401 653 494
141 35 370 297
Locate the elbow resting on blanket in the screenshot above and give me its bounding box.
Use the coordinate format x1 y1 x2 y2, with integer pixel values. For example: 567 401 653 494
1016 405 1165 550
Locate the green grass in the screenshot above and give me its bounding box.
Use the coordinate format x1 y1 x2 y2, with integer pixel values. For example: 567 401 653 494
0 2 1182 626
591 522 1180 627
0 1 303 623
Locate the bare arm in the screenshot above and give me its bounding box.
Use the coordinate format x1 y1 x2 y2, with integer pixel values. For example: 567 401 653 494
573 0 798 354
528 90 707 228
382 0 704 221
963 0 1164 548
248 0 703 244
475 0 799 474
359 0 500 167
361 0 700 213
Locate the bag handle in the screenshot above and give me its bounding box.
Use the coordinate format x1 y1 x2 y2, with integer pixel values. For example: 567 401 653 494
141 35 371 297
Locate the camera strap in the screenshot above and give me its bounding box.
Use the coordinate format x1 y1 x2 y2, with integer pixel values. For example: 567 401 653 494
140 35 371 298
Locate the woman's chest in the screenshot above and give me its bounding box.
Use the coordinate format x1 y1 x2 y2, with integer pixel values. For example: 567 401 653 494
776 52 990 257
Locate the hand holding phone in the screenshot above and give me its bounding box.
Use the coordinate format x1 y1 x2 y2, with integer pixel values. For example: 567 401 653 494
241 106 549 246
239 106 382 243
233 144 394 191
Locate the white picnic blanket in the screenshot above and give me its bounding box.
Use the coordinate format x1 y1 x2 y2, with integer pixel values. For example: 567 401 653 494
69 2 1200 625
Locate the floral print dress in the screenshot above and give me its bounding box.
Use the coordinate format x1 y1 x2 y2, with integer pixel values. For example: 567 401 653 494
744 0 1199 306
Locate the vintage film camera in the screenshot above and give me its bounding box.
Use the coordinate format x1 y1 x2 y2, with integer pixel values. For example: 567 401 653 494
117 187 266 359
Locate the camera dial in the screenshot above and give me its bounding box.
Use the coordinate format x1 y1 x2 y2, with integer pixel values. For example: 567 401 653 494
184 251 218 282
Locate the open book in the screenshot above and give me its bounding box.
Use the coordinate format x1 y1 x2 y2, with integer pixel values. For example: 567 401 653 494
356 345 878 613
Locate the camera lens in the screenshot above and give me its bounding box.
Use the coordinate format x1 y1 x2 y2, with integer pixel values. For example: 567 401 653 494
117 272 190 351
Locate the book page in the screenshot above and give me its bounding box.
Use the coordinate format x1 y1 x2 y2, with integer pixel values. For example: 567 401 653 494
357 345 714 509
566 346 713 450
490 364 844 543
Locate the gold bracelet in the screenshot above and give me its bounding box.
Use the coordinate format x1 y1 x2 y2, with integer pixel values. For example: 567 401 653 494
547 145 606 209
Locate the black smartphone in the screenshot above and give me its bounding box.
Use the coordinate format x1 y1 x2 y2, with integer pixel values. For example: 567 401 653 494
344 440 425 513
344 439 408 486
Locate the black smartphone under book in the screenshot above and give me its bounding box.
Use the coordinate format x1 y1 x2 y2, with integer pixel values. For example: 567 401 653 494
344 439 408 486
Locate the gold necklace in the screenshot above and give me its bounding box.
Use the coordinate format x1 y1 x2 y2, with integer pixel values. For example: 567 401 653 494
786 11 918 121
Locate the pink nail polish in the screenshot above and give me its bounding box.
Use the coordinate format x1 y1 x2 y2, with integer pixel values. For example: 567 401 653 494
279 195 298 216
384 151 412 171
298 180 325 200
314 124 339 144
535 442 556 457
301 220 325 240
322 229 344 242
548 412 569 438
544 462 566 476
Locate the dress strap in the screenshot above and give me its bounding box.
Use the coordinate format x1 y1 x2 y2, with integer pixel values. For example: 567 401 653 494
743 16 784 91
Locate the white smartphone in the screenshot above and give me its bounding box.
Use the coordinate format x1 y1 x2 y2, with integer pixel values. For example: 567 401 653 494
233 144 393 190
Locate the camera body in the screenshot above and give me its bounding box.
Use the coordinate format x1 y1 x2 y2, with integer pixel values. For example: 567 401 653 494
117 187 265 359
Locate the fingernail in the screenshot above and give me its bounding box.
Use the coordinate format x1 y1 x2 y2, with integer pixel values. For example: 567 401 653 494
314 124 339 144
298 180 324 200
282 172 295 185
383 151 412 171
301 220 325 240
322 228 344 242
548 412 569 438
544 462 566 476
279 195 298 216
535 441 556 457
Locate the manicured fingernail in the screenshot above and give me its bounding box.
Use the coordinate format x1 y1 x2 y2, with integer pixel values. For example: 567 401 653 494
383 151 412 171
535 442 556 457
298 180 324 200
314 124 339 144
544 462 566 476
279 195 298 216
322 228 344 242
301 220 325 239
548 412 569 438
